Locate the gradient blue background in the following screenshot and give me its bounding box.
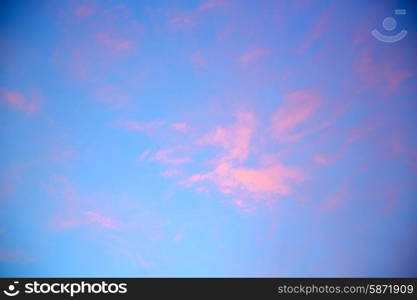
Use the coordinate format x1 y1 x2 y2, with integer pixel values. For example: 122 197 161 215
0 0 416 277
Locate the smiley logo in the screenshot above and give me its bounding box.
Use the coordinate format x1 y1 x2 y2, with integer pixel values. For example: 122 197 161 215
372 9 407 43
3 282 20 297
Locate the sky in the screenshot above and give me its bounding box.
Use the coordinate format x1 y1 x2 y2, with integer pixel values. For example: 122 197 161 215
0 0 416 277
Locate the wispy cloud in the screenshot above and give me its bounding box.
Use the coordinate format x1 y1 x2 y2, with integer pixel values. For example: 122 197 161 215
167 0 227 30
184 111 306 206
191 51 208 68
0 88 41 115
198 0 228 12
46 175 122 231
198 111 255 163
151 147 192 165
95 31 134 54
297 6 332 53
189 163 305 198
84 210 121 229
73 2 96 18
238 47 268 66
114 120 165 133
272 89 321 142
172 122 190 133
354 46 415 94
314 153 332 166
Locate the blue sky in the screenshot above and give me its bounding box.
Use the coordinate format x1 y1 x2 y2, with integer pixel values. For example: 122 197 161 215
0 0 417 277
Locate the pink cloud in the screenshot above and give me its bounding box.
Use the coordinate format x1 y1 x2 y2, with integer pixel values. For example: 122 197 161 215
0 88 41 115
382 186 401 214
151 147 192 165
74 5 95 17
383 133 417 169
386 134 406 155
95 31 134 54
172 122 190 132
195 186 208 193
161 169 181 177
189 163 305 199
105 235 155 269
314 153 332 166
318 165 368 212
93 85 131 108
46 176 122 231
138 150 150 161
297 7 331 53
51 146 77 164
168 0 227 30
114 120 165 132
185 111 305 202
346 117 380 144
232 199 253 213
51 209 121 231
319 184 349 212
51 217 83 229
101 4 132 21
238 47 268 65
142 109 312 210
197 0 228 12
354 46 415 94
69 0 98 18
271 89 321 142
191 51 207 68
169 13 196 29
53 2 141 83
230 166 303 195
130 110 306 208
174 233 184 242
84 210 121 229
198 111 255 163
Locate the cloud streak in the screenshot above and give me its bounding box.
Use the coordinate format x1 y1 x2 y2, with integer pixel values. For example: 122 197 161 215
0 88 41 115
272 89 321 142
